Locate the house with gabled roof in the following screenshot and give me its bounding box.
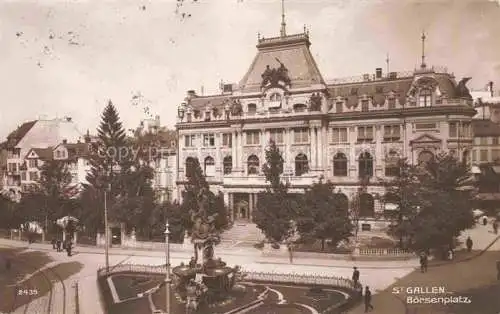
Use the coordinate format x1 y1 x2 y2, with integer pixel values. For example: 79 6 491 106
2 117 84 200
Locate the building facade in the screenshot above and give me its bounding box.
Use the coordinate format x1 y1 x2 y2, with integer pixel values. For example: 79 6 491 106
2 117 84 200
175 28 475 231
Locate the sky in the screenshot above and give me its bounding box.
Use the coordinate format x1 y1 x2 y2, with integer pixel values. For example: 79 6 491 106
0 0 499 140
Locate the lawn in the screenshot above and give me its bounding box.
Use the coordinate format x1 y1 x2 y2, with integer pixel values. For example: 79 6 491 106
349 249 500 314
102 271 351 314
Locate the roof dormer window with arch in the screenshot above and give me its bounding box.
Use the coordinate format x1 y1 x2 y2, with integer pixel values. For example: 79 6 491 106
418 88 432 107
266 88 284 111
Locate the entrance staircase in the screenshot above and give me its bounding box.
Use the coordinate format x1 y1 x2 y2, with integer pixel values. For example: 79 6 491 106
221 222 265 244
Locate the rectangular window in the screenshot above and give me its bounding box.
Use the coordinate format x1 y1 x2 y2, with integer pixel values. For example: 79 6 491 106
331 128 348 144
493 137 499 145
361 100 369 112
449 122 457 138
246 131 260 145
222 133 232 147
269 129 284 144
472 150 477 162
293 128 309 144
8 163 17 172
28 159 37 168
29 171 38 181
184 135 196 147
462 123 471 137
492 149 500 161
388 98 396 109
480 137 488 145
336 102 343 113
357 126 374 142
203 134 215 147
480 149 489 162
414 123 437 131
21 171 27 181
383 125 401 141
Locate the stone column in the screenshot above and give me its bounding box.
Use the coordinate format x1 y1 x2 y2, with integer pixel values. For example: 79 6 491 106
310 127 317 171
285 128 292 173
229 193 234 222
248 193 253 221
232 131 237 170
261 129 266 163
238 131 244 173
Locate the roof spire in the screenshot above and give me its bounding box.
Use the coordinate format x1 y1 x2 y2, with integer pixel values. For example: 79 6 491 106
421 31 427 69
280 0 286 37
386 53 390 75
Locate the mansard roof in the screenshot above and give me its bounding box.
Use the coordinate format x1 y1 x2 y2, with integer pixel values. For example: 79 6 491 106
238 33 325 93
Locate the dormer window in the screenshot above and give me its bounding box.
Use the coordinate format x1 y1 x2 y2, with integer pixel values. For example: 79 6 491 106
247 103 257 115
418 88 432 107
293 103 307 113
270 93 281 102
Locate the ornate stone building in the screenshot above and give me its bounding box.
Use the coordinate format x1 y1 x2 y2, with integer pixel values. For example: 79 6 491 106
175 27 475 231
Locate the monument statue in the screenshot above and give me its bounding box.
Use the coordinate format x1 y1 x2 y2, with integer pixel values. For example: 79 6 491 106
309 92 322 111
456 77 472 99
230 99 243 116
261 58 292 87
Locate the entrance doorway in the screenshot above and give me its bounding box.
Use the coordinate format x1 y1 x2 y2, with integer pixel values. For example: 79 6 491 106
233 193 250 222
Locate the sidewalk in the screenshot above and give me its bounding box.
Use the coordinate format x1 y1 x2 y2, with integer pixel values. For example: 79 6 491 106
0 238 419 269
348 224 500 314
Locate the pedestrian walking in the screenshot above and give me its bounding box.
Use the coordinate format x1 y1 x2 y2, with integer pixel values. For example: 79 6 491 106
466 236 473 252
51 238 57 249
448 248 454 261
287 242 293 264
364 286 374 312
56 239 62 252
419 252 428 272
66 240 72 257
483 216 488 226
352 267 360 287
493 220 498 235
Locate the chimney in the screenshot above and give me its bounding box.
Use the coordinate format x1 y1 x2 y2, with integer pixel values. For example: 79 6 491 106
63 139 67 144
362 74 370 81
375 68 382 79
489 81 494 97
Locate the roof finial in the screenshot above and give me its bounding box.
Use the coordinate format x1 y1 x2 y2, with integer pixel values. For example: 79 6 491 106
421 31 427 69
386 53 390 75
280 0 286 37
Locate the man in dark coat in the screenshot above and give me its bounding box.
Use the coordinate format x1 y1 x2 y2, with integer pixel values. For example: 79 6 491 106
56 239 62 252
420 252 428 272
364 286 374 312
66 240 72 256
466 236 473 252
352 267 360 287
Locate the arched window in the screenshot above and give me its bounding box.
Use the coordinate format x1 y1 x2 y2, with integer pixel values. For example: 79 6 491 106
270 93 282 102
247 103 257 115
385 150 400 177
293 103 307 113
185 157 196 178
418 88 432 107
333 153 348 176
358 152 373 178
204 156 215 177
418 150 435 165
295 154 309 176
335 193 349 212
359 193 375 217
223 156 232 175
247 155 259 175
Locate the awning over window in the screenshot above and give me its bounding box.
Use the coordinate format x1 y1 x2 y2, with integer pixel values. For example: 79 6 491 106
384 203 399 211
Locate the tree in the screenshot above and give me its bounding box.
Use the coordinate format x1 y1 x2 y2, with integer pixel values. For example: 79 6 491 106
181 158 228 234
81 101 155 233
253 141 295 243
296 179 354 251
393 153 475 255
383 158 422 248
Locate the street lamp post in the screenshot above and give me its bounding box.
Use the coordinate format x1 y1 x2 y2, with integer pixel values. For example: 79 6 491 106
164 221 171 314
104 185 109 272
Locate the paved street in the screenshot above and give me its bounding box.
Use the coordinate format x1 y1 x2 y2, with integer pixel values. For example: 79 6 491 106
1 223 497 314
